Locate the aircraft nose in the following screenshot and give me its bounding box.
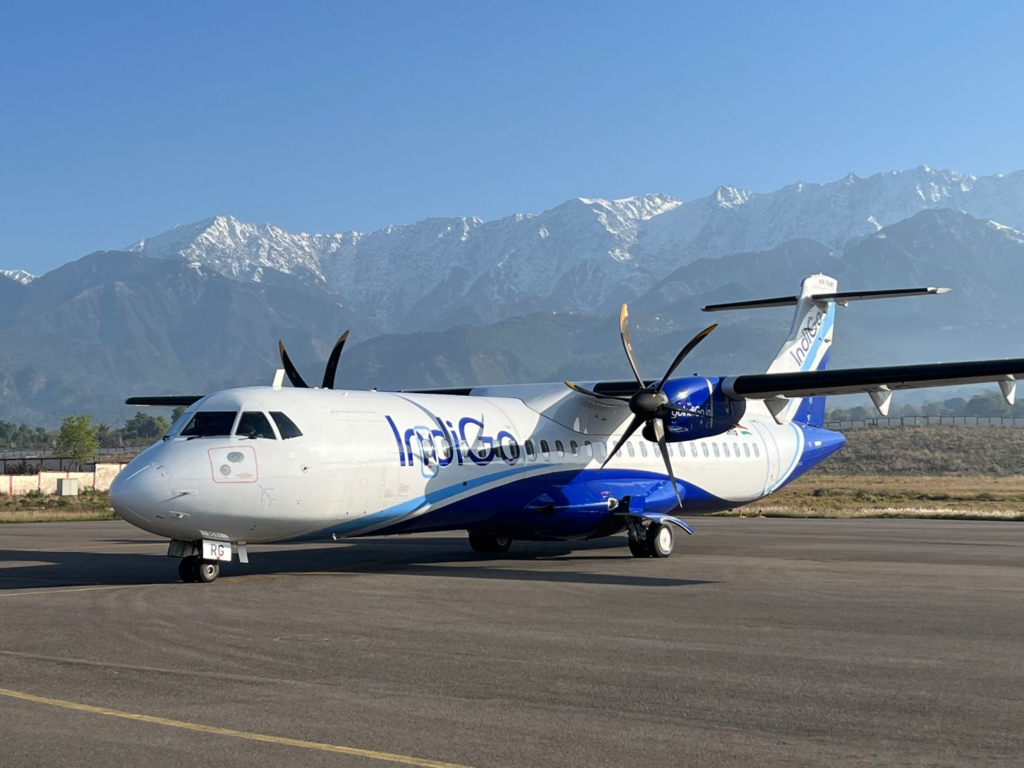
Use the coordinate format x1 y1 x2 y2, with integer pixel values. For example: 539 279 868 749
109 461 174 530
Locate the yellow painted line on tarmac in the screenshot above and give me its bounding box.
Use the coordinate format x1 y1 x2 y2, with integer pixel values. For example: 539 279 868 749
0 584 158 598
0 687 473 768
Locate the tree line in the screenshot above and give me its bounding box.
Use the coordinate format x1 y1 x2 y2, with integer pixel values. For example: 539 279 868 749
0 408 186 462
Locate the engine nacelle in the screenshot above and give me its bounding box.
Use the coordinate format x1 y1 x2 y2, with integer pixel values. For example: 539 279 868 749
642 376 743 443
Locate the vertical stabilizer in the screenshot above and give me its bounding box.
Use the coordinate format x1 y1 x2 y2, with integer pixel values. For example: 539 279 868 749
765 274 837 426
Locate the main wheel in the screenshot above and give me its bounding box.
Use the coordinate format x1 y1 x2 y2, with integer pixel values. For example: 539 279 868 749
178 556 199 583
628 538 649 558
468 531 513 554
196 561 220 583
647 523 674 558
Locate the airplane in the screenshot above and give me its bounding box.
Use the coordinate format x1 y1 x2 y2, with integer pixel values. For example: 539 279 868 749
110 274 1024 583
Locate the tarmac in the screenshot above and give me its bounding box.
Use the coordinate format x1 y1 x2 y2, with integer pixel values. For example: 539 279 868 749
0 518 1021 767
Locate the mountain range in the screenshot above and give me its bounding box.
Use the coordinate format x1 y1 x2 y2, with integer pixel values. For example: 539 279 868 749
3 165 1024 426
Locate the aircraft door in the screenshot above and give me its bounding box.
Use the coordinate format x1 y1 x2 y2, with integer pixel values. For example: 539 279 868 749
752 420 781 494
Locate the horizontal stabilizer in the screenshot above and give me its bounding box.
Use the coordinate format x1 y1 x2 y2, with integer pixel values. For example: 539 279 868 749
703 286 950 312
125 395 204 407
723 358 1024 400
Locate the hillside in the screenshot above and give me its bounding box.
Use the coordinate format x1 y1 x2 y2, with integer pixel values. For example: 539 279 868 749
809 426 1024 476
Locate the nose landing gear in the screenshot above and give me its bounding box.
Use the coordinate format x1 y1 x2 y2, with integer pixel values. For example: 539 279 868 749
177 555 221 583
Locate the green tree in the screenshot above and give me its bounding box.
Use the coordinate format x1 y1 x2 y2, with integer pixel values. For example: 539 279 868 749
122 411 170 443
54 414 99 469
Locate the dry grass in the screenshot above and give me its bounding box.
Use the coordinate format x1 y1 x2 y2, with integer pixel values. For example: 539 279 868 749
0 489 117 523
816 426 1024 476
720 474 1024 520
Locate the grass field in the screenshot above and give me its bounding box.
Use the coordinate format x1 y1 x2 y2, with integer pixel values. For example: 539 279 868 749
0 489 118 523
726 475 1024 520
1 428 1022 522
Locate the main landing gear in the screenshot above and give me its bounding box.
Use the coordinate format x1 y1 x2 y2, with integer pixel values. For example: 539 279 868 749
178 555 220 583
626 521 675 558
468 531 513 554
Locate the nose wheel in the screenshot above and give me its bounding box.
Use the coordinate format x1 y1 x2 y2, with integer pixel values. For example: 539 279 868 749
178 556 221 583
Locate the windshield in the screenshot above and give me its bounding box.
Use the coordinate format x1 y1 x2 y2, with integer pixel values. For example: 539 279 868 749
235 411 276 440
180 411 238 438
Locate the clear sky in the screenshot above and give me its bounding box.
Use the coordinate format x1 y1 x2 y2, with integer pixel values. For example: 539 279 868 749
3 0 1023 274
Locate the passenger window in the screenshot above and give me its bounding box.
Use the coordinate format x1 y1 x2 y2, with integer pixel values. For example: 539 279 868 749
555 440 565 458
525 440 536 460
270 412 302 439
570 440 579 457
753 444 760 458
744 444 751 458
181 411 237 437
435 436 453 462
540 440 550 458
691 443 698 457
597 441 607 459
585 441 594 458
639 442 648 457
236 411 276 439
653 442 661 458
734 442 740 458
626 441 635 458
723 443 730 458
702 443 709 457
712 443 720 457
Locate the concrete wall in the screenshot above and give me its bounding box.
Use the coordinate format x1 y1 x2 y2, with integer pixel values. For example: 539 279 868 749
0 463 126 496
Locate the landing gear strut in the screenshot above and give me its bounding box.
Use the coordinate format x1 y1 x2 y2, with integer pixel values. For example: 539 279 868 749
468 531 513 554
178 555 220 583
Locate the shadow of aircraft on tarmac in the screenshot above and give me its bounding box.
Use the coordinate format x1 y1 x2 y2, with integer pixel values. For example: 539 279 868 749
0 533 715 591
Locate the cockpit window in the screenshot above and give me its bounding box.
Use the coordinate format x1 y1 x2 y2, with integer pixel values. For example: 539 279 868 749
180 411 237 438
270 412 303 440
165 409 194 438
236 412 277 439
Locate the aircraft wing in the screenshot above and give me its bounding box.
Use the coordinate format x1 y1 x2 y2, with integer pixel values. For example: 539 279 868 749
722 358 1024 405
125 395 205 407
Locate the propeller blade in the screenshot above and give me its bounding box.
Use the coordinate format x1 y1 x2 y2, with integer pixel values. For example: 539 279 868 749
600 415 644 470
655 324 718 393
618 304 645 387
565 381 630 401
278 340 310 389
321 331 350 389
655 426 684 510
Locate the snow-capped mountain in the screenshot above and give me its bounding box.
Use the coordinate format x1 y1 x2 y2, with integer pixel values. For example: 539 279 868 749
0 269 35 285
125 166 1024 332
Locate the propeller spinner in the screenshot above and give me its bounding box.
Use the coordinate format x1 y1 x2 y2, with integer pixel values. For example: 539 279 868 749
278 331 350 389
565 305 718 509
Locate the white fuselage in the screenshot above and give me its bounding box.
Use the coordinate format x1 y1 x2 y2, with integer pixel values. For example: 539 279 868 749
110 382 814 545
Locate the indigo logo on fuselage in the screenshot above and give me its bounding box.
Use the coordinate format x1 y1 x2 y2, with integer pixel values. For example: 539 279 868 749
385 415 521 478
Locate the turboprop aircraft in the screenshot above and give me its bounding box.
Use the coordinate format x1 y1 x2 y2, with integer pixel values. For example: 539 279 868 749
110 274 1024 583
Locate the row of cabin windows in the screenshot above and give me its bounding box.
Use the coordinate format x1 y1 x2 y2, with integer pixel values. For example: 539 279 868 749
521 438 760 461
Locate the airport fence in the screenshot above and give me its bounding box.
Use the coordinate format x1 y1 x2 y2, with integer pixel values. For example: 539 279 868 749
824 416 1024 429
0 445 149 474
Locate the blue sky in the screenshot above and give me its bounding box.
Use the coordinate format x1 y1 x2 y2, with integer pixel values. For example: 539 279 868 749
3 0 1023 273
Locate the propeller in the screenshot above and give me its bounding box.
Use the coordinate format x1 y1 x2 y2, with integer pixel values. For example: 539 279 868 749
565 305 719 509
278 332 350 390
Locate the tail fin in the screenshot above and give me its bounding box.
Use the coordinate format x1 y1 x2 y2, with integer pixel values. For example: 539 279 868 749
705 274 838 426
703 277 953 426
766 275 837 425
